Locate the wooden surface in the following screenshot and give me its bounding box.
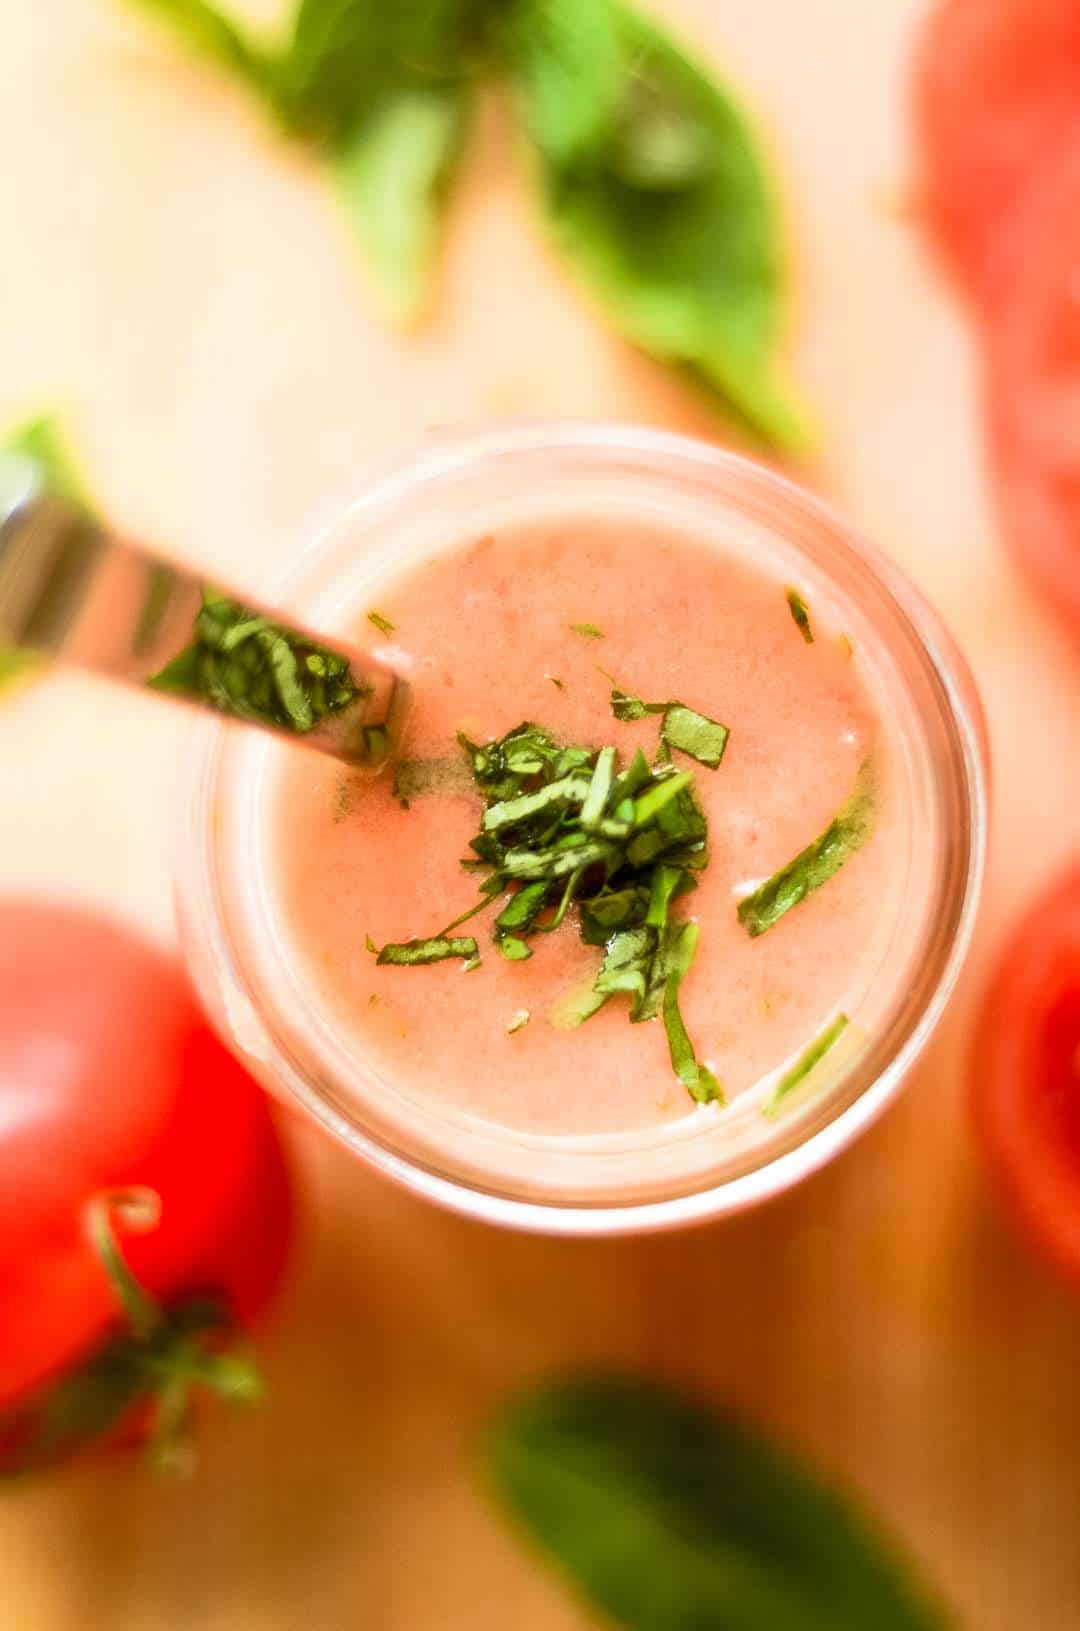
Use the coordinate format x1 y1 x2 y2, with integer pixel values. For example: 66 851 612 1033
2 2 1080 1626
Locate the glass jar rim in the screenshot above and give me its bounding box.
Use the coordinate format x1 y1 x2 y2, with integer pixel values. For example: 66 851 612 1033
180 422 988 1235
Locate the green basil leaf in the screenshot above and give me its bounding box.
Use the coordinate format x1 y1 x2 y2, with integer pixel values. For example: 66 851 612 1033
280 0 488 131
483 1373 948 1631
738 763 876 938
336 83 470 322
514 1 808 450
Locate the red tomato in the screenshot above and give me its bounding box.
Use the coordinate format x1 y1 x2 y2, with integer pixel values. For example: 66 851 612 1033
972 863 1080 1282
914 0 1080 306
0 904 290 1436
985 141 1080 636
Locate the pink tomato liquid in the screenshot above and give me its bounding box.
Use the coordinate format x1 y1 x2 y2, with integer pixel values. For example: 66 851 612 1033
271 516 907 1139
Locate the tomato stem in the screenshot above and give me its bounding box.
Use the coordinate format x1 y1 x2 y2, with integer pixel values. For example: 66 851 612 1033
84 1187 165 1343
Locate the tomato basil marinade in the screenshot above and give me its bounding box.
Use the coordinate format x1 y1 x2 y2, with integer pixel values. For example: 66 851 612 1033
271 514 907 1140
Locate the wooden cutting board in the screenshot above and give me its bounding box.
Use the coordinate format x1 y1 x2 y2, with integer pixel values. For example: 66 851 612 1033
2 2 1079 1626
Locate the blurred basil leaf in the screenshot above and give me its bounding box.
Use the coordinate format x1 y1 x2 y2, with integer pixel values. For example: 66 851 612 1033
510 1 809 450
505 0 622 168
120 0 812 442
125 0 483 320
278 0 486 136
335 83 471 322
0 417 98 698
483 1373 948 1631
121 0 276 94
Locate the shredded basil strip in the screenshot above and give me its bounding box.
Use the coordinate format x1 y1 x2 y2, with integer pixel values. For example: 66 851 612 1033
376 936 478 965
764 1013 850 1118
786 587 814 643
738 764 876 938
367 610 395 635
662 921 721 1103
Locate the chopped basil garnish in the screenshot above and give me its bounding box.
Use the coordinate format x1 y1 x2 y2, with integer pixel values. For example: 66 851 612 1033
570 622 604 639
764 1013 849 1118
376 936 478 966
661 705 729 768
738 764 876 938
367 610 395 636
149 592 367 734
506 1010 531 1035
785 587 814 643
662 921 721 1103
379 715 719 1103
609 690 729 768
611 689 670 721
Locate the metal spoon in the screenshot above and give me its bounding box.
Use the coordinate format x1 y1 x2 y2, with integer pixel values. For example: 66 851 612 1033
0 459 408 767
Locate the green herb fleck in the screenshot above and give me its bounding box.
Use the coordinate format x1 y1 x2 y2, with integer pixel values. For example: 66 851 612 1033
376 936 478 966
786 587 814 643
764 1013 849 1118
738 764 876 938
570 622 604 639
548 675 565 690
367 610 395 636
365 934 377 955
506 1010 531 1035
393 757 473 806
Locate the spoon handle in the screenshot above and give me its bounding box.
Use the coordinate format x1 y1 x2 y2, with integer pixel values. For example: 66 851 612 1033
0 490 407 767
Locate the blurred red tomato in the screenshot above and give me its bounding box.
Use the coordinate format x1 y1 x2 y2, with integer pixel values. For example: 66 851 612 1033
973 864 1080 1282
985 142 1080 636
915 0 1080 306
0 904 291 1466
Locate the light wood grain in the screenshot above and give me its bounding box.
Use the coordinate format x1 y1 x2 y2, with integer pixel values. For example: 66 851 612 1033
2 2 1080 1627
